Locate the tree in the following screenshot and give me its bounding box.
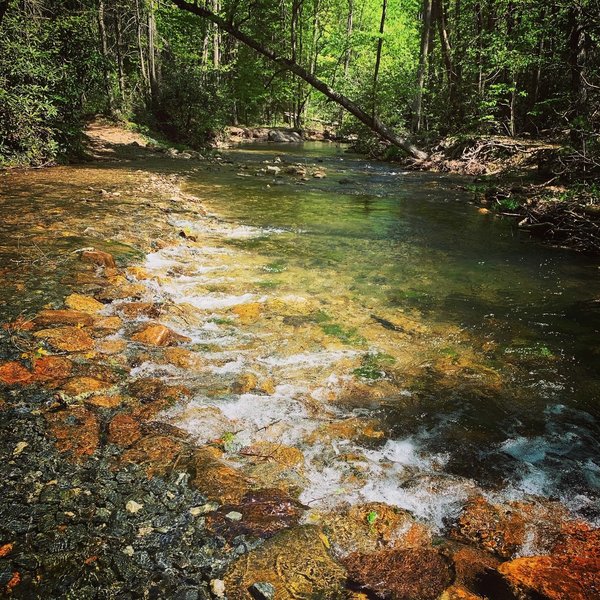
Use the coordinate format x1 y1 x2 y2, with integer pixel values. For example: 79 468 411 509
170 0 428 159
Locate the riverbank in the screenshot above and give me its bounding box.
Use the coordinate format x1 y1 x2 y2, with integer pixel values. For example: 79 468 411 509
0 123 599 599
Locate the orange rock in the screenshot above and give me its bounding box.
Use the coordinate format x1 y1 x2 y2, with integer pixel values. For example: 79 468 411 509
81 249 116 268
162 347 204 370
553 521 600 559
61 376 110 396
190 448 251 504
64 293 105 314
450 544 500 590
120 435 185 477
126 266 151 280
85 394 123 409
108 413 142 447
131 324 191 346
34 326 95 352
307 417 384 444
6 571 20 592
231 302 261 324
92 315 123 332
439 585 483 600
31 356 72 383
45 407 99 461
241 442 304 468
233 372 258 394
0 362 32 385
96 283 146 302
96 338 127 354
3 316 34 331
33 309 94 327
497 555 600 600
342 547 453 600
118 302 161 319
0 543 13 558
260 377 276 395
451 496 568 559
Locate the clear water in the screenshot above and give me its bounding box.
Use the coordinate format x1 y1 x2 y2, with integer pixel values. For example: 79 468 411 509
179 142 600 521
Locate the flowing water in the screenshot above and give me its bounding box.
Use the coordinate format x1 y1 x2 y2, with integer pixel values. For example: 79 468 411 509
2 142 599 534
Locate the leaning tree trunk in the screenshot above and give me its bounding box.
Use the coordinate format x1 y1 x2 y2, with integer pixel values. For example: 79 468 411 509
170 0 427 159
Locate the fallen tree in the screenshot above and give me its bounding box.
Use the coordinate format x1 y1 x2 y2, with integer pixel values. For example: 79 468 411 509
171 0 428 160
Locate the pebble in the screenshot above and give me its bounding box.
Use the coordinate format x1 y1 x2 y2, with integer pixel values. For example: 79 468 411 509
126 500 144 514
225 511 243 521
210 579 226 598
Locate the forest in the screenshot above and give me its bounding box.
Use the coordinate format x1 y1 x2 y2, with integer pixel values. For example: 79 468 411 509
1 0 598 166
1 2 600 599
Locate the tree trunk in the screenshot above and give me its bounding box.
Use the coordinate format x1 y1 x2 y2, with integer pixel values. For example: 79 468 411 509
568 4 587 117
114 10 126 104
170 0 427 158
148 0 159 103
134 0 150 97
97 0 114 113
372 0 387 118
338 0 353 127
0 0 9 28
412 0 432 132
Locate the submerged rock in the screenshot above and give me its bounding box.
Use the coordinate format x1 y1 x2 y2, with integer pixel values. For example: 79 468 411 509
495 555 600 600
60 376 110 396
190 447 251 504
231 302 261 324
224 525 346 600
31 356 73 384
0 361 32 385
34 326 95 352
342 547 454 600
117 301 162 319
108 413 142 447
45 407 100 461
33 309 94 327
450 496 570 559
81 249 116 268
64 293 105 314
312 502 428 558
120 434 186 477
131 323 191 346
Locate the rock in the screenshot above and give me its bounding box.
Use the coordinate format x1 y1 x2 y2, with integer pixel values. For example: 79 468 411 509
495 555 600 600
242 442 304 469
45 407 100 461
207 488 304 541
225 511 243 521
61 376 110 396
162 347 204 370
306 417 384 445
31 356 72 383
0 361 32 385
313 502 426 558
0 543 13 558
118 302 162 319
125 500 144 514
127 378 190 417
167 148 179 157
439 585 483 600
231 302 261 324
120 435 185 477
85 394 124 409
108 413 142 447
342 547 454 600
96 338 127 354
64 293 105 314
126 266 151 280
96 282 146 301
224 526 346 600
81 249 117 268
233 372 259 394
450 496 569 559
190 447 251 504
92 315 123 332
313 171 326 179
33 309 94 327
450 544 500 591
266 165 281 175
131 324 191 346
211 579 226 598
552 521 600 558
267 130 303 143
34 326 95 352
249 582 276 600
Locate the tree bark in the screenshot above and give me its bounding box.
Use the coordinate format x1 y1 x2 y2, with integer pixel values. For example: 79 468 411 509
372 0 387 118
0 0 9 28
412 0 432 132
170 0 427 159
97 0 114 113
